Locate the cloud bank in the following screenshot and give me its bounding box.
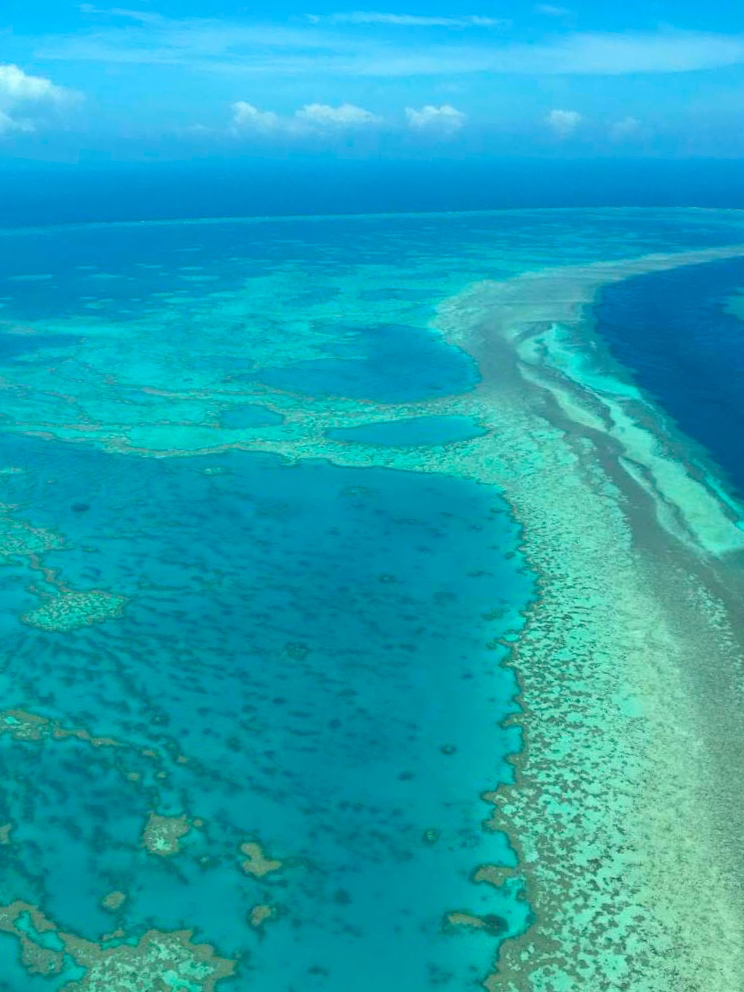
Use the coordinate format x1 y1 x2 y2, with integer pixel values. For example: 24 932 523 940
308 12 507 28
0 63 78 134
232 101 381 135
610 115 642 140
536 5 571 16
36 14 744 80
547 108 582 137
230 100 466 138
405 104 466 134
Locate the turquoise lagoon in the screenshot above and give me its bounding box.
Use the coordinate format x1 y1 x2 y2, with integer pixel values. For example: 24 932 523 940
1 210 744 990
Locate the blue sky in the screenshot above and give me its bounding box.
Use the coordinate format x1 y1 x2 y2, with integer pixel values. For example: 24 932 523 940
2 0 744 159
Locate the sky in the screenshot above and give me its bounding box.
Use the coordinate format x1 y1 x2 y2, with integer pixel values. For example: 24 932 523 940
2 0 744 160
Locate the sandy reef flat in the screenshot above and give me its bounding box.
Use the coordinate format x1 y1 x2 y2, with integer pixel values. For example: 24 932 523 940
436 246 744 990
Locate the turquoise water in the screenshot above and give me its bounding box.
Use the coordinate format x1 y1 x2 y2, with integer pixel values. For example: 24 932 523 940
326 416 487 446
219 405 285 429
0 433 531 989
2 209 744 990
0 212 547 990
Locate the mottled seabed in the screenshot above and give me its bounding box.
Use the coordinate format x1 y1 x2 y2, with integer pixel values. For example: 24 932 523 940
0 209 744 991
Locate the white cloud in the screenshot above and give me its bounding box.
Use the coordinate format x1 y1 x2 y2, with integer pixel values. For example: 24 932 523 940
547 108 582 137
296 102 380 126
535 31 744 75
0 110 34 134
610 115 641 139
405 104 465 134
309 12 507 27
232 100 380 135
79 5 164 24
0 63 79 135
0 63 70 104
36 15 744 80
230 101 468 139
232 101 282 132
536 4 571 15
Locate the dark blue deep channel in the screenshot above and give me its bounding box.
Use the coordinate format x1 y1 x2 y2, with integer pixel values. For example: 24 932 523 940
595 257 744 499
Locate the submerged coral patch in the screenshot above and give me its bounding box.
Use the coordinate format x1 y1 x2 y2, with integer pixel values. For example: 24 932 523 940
239 841 283 879
248 904 277 929
0 516 63 558
22 591 127 632
0 901 236 992
142 813 192 857
101 892 126 913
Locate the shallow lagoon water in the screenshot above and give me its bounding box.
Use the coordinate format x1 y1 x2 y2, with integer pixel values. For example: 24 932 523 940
0 212 547 991
0 434 531 990
253 324 481 402
1 210 744 990
326 415 487 446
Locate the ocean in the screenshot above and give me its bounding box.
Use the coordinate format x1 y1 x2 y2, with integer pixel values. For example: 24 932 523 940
3 159 744 228
595 256 744 499
0 172 744 992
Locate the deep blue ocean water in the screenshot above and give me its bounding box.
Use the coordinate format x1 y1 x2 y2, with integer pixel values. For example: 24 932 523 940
596 258 744 499
2 160 744 227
